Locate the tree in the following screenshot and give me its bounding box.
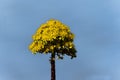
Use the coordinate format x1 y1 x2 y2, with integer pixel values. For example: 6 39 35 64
28 19 77 80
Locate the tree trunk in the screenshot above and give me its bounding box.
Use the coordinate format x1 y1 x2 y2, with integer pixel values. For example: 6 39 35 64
50 53 56 80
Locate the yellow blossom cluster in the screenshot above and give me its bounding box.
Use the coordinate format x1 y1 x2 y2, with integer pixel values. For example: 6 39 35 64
29 19 76 58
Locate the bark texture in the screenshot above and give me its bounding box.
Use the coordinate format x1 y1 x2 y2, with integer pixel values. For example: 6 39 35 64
50 53 56 80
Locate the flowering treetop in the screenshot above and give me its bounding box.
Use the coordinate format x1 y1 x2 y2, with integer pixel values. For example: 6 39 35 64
29 19 77 59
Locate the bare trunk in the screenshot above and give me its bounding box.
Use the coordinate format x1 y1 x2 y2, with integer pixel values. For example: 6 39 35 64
50 53 56 80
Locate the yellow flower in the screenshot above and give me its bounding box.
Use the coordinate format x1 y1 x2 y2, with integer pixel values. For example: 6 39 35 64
50 46 54 50
28 19 76 56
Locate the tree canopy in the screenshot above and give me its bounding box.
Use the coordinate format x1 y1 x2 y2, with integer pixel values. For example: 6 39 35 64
29 19 77 59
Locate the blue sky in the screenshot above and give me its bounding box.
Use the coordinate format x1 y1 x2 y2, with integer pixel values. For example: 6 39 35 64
0 0 120 80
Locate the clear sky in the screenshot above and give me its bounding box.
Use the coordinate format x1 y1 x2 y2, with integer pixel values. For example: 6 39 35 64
0 0 120 80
